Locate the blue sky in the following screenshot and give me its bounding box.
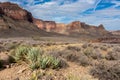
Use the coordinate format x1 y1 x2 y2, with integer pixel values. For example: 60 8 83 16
0 0 120 30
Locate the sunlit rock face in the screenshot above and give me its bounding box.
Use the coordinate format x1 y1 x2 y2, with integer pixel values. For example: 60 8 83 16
0 2 110 38
0 2 33 22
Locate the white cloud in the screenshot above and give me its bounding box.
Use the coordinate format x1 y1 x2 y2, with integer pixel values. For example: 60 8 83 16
0 0 9 2
0 0 120 30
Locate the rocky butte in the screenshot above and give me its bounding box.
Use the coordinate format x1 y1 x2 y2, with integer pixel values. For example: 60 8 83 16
0 2 110 38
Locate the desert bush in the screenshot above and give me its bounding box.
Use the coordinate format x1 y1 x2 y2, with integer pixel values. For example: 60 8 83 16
83 47 93 57
78 53 91 66
59 49 79 62
91 50 104 59
90 60 120 80
113 47 120 52
46 50 69 68
106 51 120 60
5 43 20 51
82 43 88 49
67 46 81 52
83 47 104 60
13 46 30 61
100 46 107 51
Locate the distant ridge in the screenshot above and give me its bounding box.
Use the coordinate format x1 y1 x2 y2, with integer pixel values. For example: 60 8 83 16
0 2 111 39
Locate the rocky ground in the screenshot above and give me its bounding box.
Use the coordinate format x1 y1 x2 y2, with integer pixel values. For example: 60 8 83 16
0 2 120 80
0 37 120 80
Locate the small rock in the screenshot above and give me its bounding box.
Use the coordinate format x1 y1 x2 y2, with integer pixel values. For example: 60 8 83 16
0 52 11 65
14 77 19 80
17 68 26 74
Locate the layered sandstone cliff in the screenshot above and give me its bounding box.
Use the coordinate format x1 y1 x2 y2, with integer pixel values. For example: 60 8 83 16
0 2 53 37
0 2 33 22
0 2 110 38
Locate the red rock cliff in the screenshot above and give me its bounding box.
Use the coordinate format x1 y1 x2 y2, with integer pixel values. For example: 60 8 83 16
0 2 33 22
0 2 110 37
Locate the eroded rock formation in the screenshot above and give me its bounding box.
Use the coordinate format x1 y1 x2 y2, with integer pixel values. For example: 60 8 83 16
0 2 33 22
0 2 111 38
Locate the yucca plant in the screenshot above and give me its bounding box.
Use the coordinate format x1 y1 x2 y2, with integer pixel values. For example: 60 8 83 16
39 55 60 69
51 57 60 69
27 48 41 62
39 56 50 69
27 48 42 70
14 46 30 61
12 46 61 70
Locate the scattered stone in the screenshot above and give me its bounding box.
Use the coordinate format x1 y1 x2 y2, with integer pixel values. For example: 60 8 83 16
17 68 26 74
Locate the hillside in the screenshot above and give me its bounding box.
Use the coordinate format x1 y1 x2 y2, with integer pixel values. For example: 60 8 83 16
0 2 111 39
0 2 64 38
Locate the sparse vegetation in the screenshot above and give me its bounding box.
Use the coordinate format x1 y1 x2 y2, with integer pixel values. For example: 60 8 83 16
39 55 61 69
82 43 88 49
30 71 43 80
0 39 120 80
67 73 80 80
67 46 81 51
78 53 91 66
84 47 93 57
13 46 30 61
100 46 107 51
12 46 61 70
90 60 120 80
106 51 120 60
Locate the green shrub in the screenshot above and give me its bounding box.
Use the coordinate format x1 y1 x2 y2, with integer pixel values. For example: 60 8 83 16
13 46 30 61
27 48 41 62
27 48 42 70
12 46 61 70
84 47 93 57
40 55 60 69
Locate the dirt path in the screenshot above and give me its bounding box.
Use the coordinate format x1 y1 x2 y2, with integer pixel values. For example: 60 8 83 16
0 63 31 80
61 61 98 80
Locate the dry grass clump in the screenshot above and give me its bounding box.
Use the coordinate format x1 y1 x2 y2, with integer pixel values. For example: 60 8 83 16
83 47 104 60
0 42 20 52
67 46 81 52
90 60 120 80
82 43 88 49
100 46 107 51
78 53 91 66
113 46 120 52
106 51 120 60
30 70 66 80
58 48 91 66
58 49 79 62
